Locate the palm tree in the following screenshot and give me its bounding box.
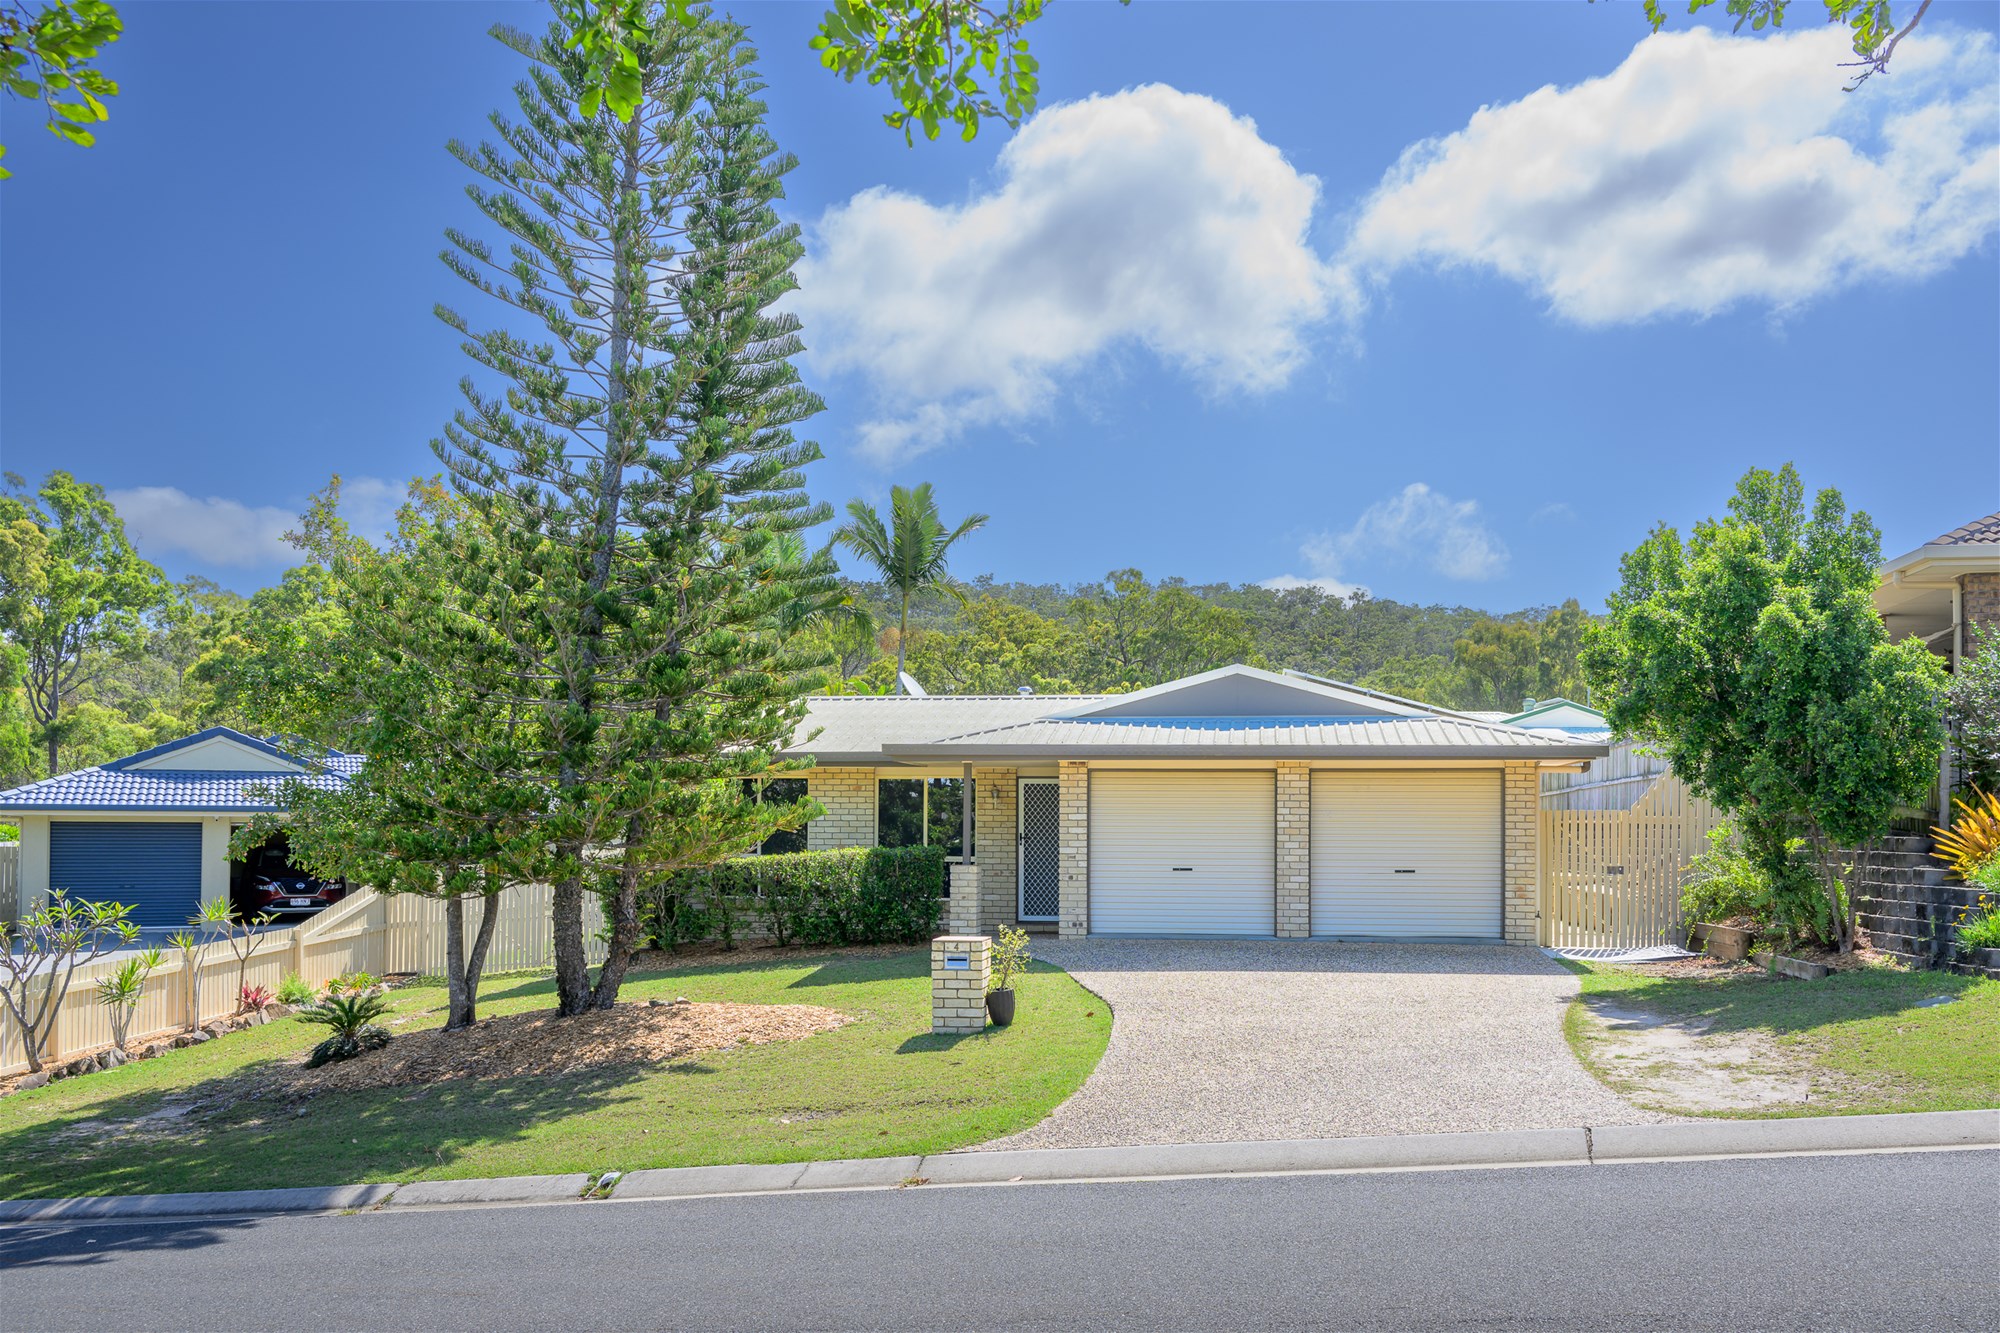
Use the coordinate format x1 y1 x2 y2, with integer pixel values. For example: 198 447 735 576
831 484 989 691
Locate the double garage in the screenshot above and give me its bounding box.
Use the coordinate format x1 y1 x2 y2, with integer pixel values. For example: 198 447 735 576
1088 769 1505 940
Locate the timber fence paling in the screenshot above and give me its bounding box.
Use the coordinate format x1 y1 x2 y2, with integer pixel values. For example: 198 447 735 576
1539 772 1727 951
1 883 621 1078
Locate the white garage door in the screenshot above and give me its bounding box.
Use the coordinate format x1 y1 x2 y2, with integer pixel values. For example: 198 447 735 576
1311 770 1502 940
1091 770 1275 936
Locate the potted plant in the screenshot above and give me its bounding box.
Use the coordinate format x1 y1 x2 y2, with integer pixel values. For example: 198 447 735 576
986 926 1030 1027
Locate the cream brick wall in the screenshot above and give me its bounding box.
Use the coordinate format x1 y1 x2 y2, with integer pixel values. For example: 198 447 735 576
945 862 981 935
1058 761 1089 938
931 935 991 1033
1503 762 1540 945
1276 762 1311 938
974 766 1018 931
805 768 876 851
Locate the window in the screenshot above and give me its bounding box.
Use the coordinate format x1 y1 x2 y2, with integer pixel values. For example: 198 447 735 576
749 777 809 855
878 776 974 860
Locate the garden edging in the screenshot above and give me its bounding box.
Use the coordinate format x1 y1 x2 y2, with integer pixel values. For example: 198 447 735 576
3 1110 1992 1224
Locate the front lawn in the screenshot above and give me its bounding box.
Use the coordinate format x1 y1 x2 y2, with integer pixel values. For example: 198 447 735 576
0 949 1109 1199
1563 959 1999 1118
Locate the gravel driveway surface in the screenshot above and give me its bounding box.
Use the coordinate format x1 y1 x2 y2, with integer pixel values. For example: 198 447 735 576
983 939 1668 1149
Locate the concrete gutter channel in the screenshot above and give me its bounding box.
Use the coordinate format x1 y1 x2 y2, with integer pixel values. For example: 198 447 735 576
3 1110 1993 1225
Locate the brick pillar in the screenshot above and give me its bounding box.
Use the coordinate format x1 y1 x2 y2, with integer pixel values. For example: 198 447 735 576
945 862 981 935
1276 762 1312 938
931 935 991 1034
1503 762 1540 945
1964 573 2000 654
974 766 1018 930
1058 760 1089 939
806 768 876 851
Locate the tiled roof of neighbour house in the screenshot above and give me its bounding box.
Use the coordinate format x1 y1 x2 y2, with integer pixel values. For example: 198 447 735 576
0 764 352 813
787 693 1109 764
1931 512 2000 546
881 712 1611 761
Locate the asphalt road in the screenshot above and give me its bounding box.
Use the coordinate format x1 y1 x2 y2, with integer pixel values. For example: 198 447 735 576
5 1150 1995 1331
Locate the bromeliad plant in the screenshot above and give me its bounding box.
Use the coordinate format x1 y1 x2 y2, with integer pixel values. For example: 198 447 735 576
94 947 163 1052
298 991 394 1068
1933 790 2000 882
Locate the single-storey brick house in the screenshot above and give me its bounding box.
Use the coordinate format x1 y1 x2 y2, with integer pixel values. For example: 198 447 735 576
784 665 1608 943
0 728 359 928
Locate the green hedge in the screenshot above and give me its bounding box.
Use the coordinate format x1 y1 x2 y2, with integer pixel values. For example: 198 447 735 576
645 846 946 949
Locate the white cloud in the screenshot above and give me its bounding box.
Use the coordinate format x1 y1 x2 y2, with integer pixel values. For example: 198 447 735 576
1532 502 1577 523
794 85 1350 463
110 478 403 569
1267 482 1509 591
1342 26 2000 324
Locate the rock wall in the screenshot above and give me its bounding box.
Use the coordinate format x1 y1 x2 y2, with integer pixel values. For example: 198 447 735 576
1844 832 1998 980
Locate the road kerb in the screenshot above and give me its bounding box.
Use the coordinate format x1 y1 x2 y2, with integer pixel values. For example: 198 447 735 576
386 1173 592 1208
0 1184 396 1224
1589 1108 1999 1162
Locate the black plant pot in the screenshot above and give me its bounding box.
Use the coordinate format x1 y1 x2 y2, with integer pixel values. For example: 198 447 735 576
985 987 1016 1027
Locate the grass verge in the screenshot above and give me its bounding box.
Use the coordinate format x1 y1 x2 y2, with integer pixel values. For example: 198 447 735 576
0 949 1109 1199
1562 959 1999 1118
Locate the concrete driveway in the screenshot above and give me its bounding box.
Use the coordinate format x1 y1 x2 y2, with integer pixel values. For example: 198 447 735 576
985 939 1667 1149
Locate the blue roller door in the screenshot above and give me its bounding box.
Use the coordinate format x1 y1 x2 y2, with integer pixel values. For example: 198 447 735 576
49 821 203 929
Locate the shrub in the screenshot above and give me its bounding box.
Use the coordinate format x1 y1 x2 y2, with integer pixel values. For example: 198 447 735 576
990 925 1031 992
298 991 393 1068
94 948 163 1051
1970 855 2000 893
1955 895 2000 952
275 972 316 1006
239 983 274 1013
648 846 946 949
1681 824 1828 945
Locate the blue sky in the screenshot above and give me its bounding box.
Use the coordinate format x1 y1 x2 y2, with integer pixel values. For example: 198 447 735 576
3 1 1996 611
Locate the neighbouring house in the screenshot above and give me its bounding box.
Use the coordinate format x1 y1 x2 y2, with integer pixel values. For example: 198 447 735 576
0 727 357 928
1874 510 2000 818
784 664 1608 943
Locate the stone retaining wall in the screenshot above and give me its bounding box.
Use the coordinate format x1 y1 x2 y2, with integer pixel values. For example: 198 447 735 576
1843 833 1998 980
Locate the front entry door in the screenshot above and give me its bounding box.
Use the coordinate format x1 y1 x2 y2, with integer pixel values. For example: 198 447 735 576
1018 777 1061 921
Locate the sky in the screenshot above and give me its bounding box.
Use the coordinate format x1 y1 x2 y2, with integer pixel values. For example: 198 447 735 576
2 1 1997 612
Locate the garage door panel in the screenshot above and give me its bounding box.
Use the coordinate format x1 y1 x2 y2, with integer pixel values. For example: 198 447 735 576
1311 771 1501 940
1091 771 1275 936
48 821 203 930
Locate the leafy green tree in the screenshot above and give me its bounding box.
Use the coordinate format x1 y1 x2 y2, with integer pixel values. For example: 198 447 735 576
0 0 121 179
1946 623 2000 796
1360 653 1469 709
0 471 168 775
0 642 36 788
1646 0 1932 88
832 482 988 691
901 595 1085 694
236 491 534 1031
191 552 359 746
1074 570 1258 689
433 8 834 1015
1582 464 1947 951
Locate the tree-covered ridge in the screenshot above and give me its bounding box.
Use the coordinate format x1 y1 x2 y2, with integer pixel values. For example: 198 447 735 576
817 568 1596 709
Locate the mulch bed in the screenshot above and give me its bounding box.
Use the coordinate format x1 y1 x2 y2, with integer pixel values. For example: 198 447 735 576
267 1000 852 1097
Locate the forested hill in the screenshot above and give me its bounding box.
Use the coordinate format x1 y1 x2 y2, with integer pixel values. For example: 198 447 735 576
827 569 1596 711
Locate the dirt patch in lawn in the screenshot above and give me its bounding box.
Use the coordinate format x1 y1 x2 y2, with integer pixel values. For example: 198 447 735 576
1580 1000 1814 1112
268 1000 851 1097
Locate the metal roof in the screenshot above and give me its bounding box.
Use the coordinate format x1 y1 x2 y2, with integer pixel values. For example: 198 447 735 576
881 713 1610 761
786 693 1110 764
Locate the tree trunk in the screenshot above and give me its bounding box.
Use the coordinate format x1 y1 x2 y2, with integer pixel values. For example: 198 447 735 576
590 821 649 1009
443 895 470 1030
551 872 592 1016
462 888 502 1026
552 107 644 1016
896 591 909 688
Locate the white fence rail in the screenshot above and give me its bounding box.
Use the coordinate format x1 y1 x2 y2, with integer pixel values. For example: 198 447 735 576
1 884 608 1077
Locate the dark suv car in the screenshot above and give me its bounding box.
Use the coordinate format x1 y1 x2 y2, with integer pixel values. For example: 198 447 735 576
238 845 347 918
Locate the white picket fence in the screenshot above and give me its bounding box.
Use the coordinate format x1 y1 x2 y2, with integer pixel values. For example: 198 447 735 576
1540 768 1728 950
1 884 607 1077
